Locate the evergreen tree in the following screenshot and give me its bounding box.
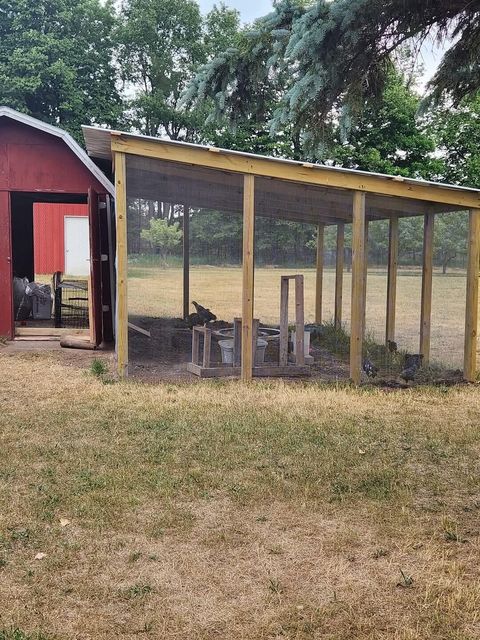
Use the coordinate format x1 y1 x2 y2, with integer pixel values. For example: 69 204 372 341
184 0 480 148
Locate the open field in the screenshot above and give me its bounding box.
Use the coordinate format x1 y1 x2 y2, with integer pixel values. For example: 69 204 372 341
1 347 480 639
128 265 469 367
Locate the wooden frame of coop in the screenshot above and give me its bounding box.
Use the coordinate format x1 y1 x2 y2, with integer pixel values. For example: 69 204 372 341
82 126 480 384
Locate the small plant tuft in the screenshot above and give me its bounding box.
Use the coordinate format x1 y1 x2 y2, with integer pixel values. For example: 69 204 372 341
90 359 108 378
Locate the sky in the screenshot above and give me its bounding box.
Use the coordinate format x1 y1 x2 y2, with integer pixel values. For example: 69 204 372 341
198 0 273 23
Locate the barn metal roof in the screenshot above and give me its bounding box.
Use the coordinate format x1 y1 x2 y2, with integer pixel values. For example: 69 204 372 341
0 107 114 196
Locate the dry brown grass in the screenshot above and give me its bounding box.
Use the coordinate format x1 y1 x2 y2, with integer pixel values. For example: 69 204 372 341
1 347 480 638
127 265 469 367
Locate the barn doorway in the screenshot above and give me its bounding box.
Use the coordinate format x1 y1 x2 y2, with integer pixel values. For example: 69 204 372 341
10 192 91 337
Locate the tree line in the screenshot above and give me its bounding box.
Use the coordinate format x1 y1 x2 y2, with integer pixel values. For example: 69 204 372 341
1 0 479 270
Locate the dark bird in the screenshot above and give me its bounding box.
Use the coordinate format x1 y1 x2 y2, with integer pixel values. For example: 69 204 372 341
400 366 417 383
404 353 423 369
400 354 423 383
192 301 217 325
363 358 379 378
185 312 202 329
387 340 398 353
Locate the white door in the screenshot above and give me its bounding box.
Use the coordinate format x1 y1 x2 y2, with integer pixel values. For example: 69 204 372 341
64 216 90 276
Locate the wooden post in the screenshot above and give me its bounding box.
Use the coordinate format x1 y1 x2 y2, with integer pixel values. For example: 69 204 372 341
183 204 190 320
362 219 369 339
334 223 344 329
350 191 366 384
295 275 305 366
203 328 212 368
241 174 255 381
464 208 480 381
420 213 434 363
114 151 128 379
386 216 399 344
279 276 289 366
233 317 242 366
315 223 324 324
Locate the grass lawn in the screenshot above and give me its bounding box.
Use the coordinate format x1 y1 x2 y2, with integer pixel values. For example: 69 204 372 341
1 348 480 639
127 265 469 367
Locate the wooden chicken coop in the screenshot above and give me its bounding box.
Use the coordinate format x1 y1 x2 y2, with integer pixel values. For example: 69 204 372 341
82 126 480 384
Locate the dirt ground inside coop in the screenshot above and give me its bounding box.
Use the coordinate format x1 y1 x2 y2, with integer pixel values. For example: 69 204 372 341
126 316 353 382
125 317 467 387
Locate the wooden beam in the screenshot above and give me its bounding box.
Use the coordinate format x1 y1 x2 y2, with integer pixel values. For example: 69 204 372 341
464 208 480 381
362 220 369 339
350 191 366 384
241 174 255 381
279 277 289 366
334 223 345 329
386 216 399 344
183 204 190 319
295 275 305 366
315 223 324 324
420 213 435 363
111 135 480 209
114 151 128 379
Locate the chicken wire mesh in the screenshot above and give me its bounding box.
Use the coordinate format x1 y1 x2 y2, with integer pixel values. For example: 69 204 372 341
123 154 470 384
125 155 243 377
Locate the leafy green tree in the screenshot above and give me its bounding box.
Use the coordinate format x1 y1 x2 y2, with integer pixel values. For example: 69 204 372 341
327 72 442 178
429 93 480 189
0 0 122 140
118 0 241 141
434 212 468 274
141 218 182 262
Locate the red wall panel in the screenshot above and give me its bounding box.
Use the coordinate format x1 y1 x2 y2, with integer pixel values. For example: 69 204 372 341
33 203 88 274
0 191 13 338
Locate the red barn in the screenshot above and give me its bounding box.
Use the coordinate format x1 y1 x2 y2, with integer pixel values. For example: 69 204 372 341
0 107 114 343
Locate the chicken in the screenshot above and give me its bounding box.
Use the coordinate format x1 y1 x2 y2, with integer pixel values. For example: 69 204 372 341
387 340 398 353
400 353 423 383
191 301 217 325
185 312 202 329
404 353 423 369
400 366 417 383
363 358 379 378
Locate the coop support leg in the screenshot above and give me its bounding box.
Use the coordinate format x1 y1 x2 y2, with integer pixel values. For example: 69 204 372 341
115 151 128 379
241 174 255 381
315 223 324 324
386 216 399 345
464 208 480 381
350 191 366 384
183 204 190 320
335 223 344 329
362 219 369 340
420 213 434 363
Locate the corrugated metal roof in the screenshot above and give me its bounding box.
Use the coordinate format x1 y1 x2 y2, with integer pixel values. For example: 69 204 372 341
0 107 114 196
82 124 480 203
